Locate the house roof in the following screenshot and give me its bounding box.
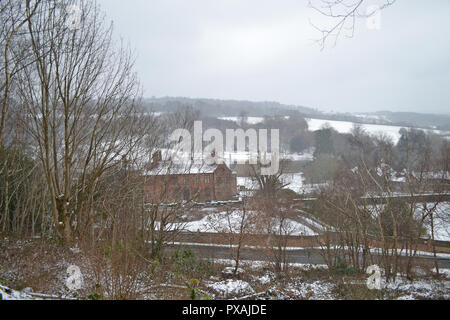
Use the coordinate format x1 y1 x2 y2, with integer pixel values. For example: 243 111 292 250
144 161 221 176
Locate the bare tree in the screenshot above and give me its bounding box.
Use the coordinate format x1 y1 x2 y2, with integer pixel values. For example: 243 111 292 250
0 145 51 236
0 0 42 148
15 0 147 242
309 0 396 49
314 128 449 281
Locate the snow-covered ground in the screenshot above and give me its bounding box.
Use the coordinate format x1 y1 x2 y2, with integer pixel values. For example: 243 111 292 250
153 148 281 168
202 260 450 300
284 279 336 300
0 285 65 300
0 285 35 300
237 177 255 190
420 202 450 242
159 209 318 236
2 240 449 300
206 279 255 298
211 258 328 271
219 116 266 125
280 173 326 195
360 202 450 242
306 118 449 144
281 173 305 193
218 116 450 144
3 266 448 300
384 277 450 300
238 173 325 195
285 149 315 162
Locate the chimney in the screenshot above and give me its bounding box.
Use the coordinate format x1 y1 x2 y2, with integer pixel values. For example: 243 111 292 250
205 149 217 166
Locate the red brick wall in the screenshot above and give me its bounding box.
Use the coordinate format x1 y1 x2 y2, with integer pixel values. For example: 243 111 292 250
144 168 237 203
213 164 238 201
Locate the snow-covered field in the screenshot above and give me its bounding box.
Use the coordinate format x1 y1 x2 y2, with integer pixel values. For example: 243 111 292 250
219 116 266 125
154 148 283 168
280 173 326 195
306 118 450 144
238 173 325 195
307 118 406 142
218 116 449 144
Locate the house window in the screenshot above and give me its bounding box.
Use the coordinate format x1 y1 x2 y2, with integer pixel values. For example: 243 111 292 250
205 189 211 200
205 175 210 184
146 190 151 199
195 175 199 185
183 176 187 185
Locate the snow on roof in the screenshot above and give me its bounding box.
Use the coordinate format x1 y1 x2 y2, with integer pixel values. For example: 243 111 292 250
144 161 220 176
411 171 450 180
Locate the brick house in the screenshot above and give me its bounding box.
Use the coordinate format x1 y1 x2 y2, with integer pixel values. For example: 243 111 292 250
143 151 238 203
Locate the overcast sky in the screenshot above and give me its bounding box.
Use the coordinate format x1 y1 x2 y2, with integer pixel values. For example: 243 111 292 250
96 0 450 114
